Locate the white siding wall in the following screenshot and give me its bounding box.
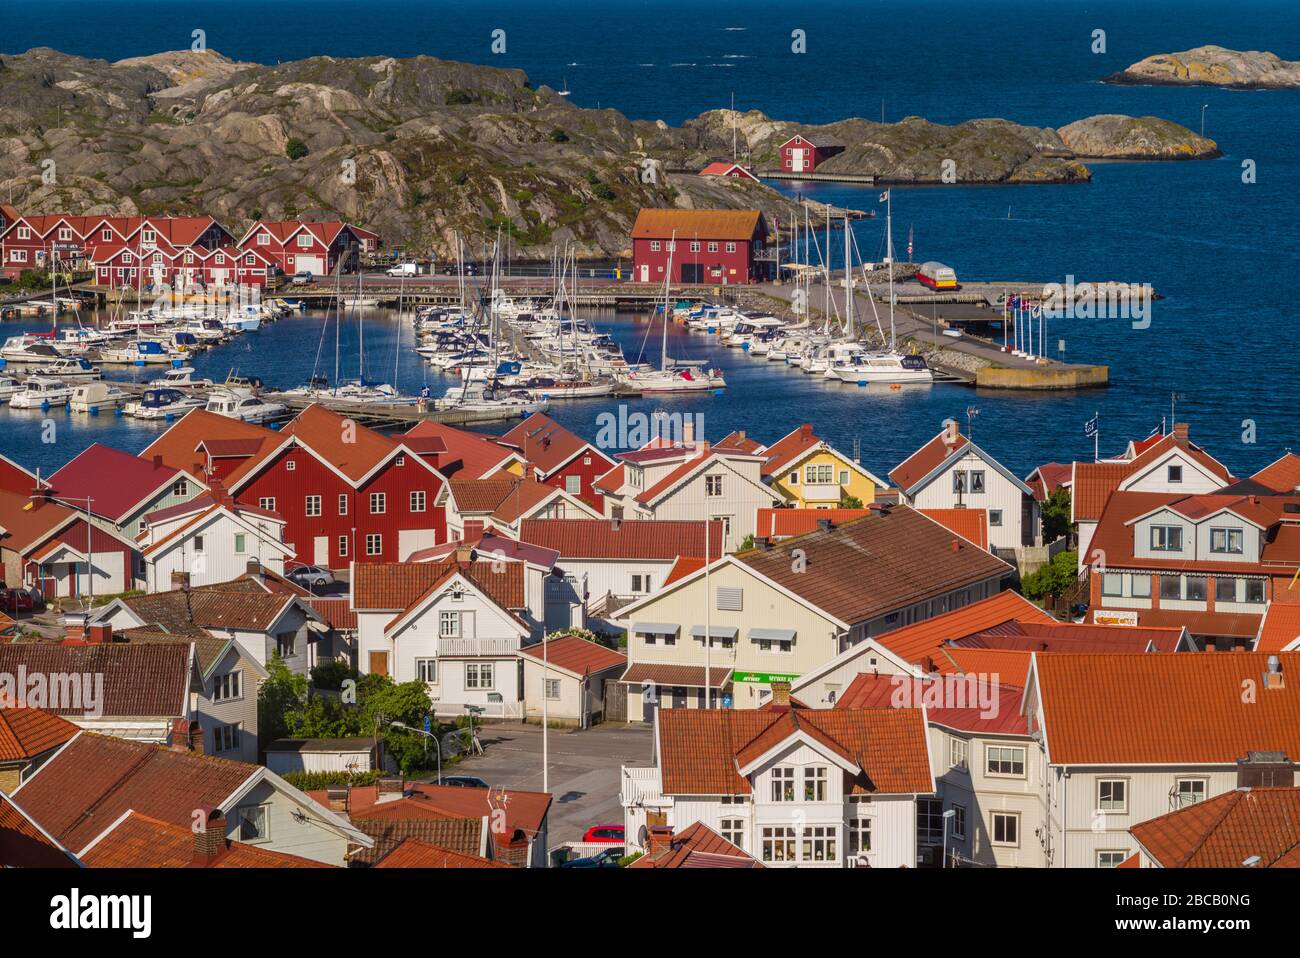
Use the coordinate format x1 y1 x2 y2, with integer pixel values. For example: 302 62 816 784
907 451 1028 552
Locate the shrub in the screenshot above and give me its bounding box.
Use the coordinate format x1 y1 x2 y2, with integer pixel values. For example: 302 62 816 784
310 660 356 691
593 184 616 200
445 90 473 105
549 127 569 143
280 769 381 791
1021 550 1079 600
285 136 310 161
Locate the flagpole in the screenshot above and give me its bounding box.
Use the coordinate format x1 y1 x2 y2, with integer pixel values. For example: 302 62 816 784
1094 412 1100 463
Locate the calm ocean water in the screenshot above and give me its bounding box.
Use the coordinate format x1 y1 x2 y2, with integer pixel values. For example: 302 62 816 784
2 0 1297 481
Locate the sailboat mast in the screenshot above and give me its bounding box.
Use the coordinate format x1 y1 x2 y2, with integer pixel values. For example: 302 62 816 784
843 213 852 337
662 230 676 371
885 192 896 351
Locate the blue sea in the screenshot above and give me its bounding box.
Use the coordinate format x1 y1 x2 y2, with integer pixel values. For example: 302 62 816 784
2 0 1297 481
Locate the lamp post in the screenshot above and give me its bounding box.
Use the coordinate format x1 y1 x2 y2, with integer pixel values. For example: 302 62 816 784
389 720 441 784
941 808 956 868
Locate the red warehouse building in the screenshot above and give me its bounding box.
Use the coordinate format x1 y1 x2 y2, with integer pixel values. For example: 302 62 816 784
776 133 844 174
631 208 769 285
236 220 372 277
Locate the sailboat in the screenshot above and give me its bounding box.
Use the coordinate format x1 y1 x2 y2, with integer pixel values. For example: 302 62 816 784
623 232 726 393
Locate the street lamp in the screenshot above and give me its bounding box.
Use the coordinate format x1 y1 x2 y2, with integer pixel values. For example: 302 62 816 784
389 720 441 784
941 808 956 869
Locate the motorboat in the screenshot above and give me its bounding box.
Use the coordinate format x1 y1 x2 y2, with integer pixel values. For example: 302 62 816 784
204 387 287 423
32 356 101 380
149 366 213 390
99 339 181 366
827 350 934 385
0 376 23 400
0 335 61 364
70 381 127 413
9 376 73 408
126 387 206 419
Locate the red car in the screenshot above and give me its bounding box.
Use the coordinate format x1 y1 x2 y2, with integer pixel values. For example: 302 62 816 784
0 588 34 614
582 825 625 844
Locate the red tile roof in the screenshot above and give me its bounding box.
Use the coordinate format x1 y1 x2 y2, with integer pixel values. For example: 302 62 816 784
374 838 508 868
1025 462 1072 502
80 811 328 868
759 423 822 477
619 663 731 689
498 413 608 478
0 792 78 868
14 733 257 852
628 821 761 868
279 403 401 485
1255 603 1300 653
1130 787 1300 868
1033 652 1300 765
1071 460 1137 522
140 408 280 482
0 643 191 719
352 558 524 611
0 453 37 497
0 489 75 554
0 707 79 761
632 208 763 240
835 672 1029 735
714 431 765 455
519 518 722 560
958 620 1186 654
919 508 989 550
870 590 1053 667
405 421 517 478
520 635 625 676
593 464 625 493
754 508 871 539
1252 454 1300 495
447 476 564 522
889 429 968 492
306 597 358 631
657 707 932 795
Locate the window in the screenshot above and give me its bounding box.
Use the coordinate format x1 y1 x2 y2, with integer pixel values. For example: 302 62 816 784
630 574 651 593
761 826 795 862
690 240 701 252
276 633 296 657
297 233 312 248
989 509 1003 527
564 475 581 495
969 470 985 493
369 492 386 514
1098 850 1129 868
725 241 737 253
465 663 495 689
172 479 189 497
987 745 1026 777
771 766 795 802
439 611 461 638
949 737 968 771
338 535 349 557
305 495 322 517
720 818 744 849
237 804 268 841
1151 525 1183 551
365 534 382 556
805 463 834 485
102 228 112 241
847 816 872 857
839 470 850 486
1174 779 1206 808
234 533 247 554
1216 577 1238 602
952 804 967 840
138 519 148 534
705 475 723 497
991 812 1019 847
1102 573 1123 597
1185 577 1207 602
803 767 828 802
650 241 661 252
1245 579 1266 603
952 471 966 494
416 658 437 683
212 671 242 702
258 497 276 512
1210 527 1244 554
917 798 944 845
194 535 205 552
801 826 837 862
1160 575 1182 600
1167 465 1183 483
338 494 348 515
712 515 732 538
285 459 296 471
757 635 792 653
410 490 426 513
257 232 269 246
1132 574 1152 598
545 678 561 700
1098 779 1128 813
213 723 240 752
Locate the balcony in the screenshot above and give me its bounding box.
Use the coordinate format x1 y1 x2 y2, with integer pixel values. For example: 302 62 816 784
800 483 843 502
436 636 521 657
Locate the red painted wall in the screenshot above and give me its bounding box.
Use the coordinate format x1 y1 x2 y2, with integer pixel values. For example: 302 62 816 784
543 449 615 511
632 236 764 285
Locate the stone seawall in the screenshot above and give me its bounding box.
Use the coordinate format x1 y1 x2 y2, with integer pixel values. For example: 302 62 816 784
975 364 1109 390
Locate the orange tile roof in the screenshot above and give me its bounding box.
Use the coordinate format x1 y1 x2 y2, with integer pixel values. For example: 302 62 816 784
519 635 626 676
1071 460 1136 522
628 821 761 868
835 672 1029 734
759 423 823 477
871 590 1052 667
0 489 74 554
352 558 524 611
889 429 968 492
1256 603 1300 653
657 707 932 796
632 208 763 240
0 707 79 762
0 792 78 868
1252 454 1300 495
140 408 280 482
405 421 517 478
498 413 608 478
934 647 1035 682
919 508 989 550
519 518 722 560
280 403 400 484
1130 787 1300 868
619 663 732 689
80 811 328 868
714 430 765 455
593 463 625 493
1034 652 1300 765
375 838 508 868
960 620 1186 653
754 508 871 539
663 555 706 586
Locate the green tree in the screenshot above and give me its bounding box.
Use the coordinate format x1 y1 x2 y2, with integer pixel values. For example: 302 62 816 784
310 660 356 691
839 492 864 509
1021 550 1079 601
257 653 307 744
285 136 310 161
1041 486 1072 544
737 534 756 552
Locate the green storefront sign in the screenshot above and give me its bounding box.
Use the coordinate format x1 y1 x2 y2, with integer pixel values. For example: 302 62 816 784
732 671 800 685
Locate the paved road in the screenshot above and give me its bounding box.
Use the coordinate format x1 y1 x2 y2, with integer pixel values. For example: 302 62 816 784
423 722 654 847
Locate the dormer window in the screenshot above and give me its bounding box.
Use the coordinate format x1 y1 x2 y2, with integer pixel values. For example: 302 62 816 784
1150 525 1183 552
258 233 270 245
1210 527 1244 554
297 233 312 248
142 229 156 244
101 229 112 241
1167 465 1183 483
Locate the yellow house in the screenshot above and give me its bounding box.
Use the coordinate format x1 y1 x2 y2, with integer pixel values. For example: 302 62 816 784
755 424 887 507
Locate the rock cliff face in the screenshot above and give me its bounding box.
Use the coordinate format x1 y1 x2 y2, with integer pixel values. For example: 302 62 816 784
1056 115 1220 159
0 48 1219 258
1105 45 1300 89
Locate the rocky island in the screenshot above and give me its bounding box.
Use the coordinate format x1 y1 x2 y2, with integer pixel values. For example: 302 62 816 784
1106 45 1300 89
0 47 1220 258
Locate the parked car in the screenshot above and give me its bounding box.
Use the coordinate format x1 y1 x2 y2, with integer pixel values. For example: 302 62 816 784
440 775 490 789
442 261 478 276
291 271 314 284
581 825 625 844
386 262 419 277
0 587 35 614
286 564 335 589
559 847 624 869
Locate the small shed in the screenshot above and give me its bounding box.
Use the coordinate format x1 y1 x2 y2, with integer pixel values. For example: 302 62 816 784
699 162 760 183
520 635 627 727
264 737 380 775
777 133 844 174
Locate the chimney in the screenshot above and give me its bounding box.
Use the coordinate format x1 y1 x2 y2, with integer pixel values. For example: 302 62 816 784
817 518 833 532
152 454 163 469
191 807 226 865
63 613 88 643
683 418 695 445
951 538 961 552
735 431 746 443
325 786 351 814
170 718 204 754
376 776 405 803
770 680 791 708
455 545 475 564
1264 655 1285 690
1172 422 1189 444
942 418 959 446
800 423 813 439
245 557 262 577
86 623 112 645
646 824 674 855
610 517 621 532
171 571 191 591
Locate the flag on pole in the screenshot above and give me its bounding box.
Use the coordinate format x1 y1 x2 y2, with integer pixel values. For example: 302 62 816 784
879 190 890 203
907 225 913 259
1146 423 1162 438
1083 415 1099 438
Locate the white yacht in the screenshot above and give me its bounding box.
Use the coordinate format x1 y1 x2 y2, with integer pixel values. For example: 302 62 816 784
32 356 101 380
0 376 23 400
149 366 213 390
204 387 287 423
10 376 73 408
127 387 206 420
828 351 935 384
70 381 127 413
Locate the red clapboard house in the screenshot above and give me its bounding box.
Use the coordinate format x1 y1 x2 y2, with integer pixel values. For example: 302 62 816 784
0 215 101 279
236 220 365 278
698 162 760 183
496 413 616 511
85 216 237 289
631 209 769 285
776 133 844 174
0 489 138 599
139 405 449 569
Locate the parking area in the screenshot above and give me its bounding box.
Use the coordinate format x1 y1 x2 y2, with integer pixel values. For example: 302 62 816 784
421 722 654 846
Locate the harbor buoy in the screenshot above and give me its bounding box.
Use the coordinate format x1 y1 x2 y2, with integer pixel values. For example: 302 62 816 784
165 412 174 421
114 406 124 417
857 380 867 387
891 383 901 391
40 401 50 411
90 406 99 416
